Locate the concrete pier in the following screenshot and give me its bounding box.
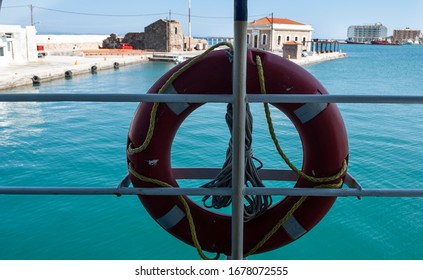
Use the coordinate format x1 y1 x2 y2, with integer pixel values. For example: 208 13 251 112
0 50 345 90
0 53 149 90
290 51 347 66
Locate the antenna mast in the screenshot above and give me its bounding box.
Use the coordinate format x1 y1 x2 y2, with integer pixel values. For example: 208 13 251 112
30 4 34 26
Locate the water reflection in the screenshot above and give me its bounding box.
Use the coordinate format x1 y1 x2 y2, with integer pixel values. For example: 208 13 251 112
0 102 44 147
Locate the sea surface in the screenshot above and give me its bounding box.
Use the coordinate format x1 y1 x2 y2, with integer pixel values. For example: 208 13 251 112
0 44 422 260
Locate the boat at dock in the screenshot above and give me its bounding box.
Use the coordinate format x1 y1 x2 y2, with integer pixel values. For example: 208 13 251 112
345 40 368 45
148 54 188 63
371 40 402 45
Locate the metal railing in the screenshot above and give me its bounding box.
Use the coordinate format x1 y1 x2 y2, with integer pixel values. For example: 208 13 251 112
1 93 423 258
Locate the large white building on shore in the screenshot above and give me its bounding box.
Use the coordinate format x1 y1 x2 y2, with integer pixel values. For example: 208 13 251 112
247 17 313 52
0 25 38 66
347 23 388 43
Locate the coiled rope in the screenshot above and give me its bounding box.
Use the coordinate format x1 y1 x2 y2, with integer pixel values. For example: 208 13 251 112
201 103 272 221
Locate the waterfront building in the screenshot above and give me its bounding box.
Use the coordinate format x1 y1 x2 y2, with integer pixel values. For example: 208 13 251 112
0 25 38 66
347 23 388 43
393 28 422 44
247 17 313 52
143 19 184 52
117 19 207 52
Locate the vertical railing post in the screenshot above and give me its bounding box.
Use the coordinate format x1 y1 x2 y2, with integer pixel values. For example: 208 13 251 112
231 0 248 260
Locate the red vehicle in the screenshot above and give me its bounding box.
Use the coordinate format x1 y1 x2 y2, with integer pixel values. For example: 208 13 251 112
117 43 133 49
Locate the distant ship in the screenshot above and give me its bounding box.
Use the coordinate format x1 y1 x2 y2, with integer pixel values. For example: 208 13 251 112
345 40 367 45
371 40 402 46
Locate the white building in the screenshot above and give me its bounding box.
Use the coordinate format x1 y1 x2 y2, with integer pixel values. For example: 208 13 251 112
247 17 313 52
0 25 38 66
347 23 388 43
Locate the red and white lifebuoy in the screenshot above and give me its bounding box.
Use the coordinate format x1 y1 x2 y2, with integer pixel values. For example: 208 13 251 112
127 48 348 257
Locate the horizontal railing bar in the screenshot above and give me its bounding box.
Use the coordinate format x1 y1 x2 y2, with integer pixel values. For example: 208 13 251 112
1 93 423 104
248 94 423 104
245 188 423 197
173 167 298 181
0 186 422 197
0 93 233 103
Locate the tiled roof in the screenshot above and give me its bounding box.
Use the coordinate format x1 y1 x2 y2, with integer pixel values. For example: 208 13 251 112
249 17 305 25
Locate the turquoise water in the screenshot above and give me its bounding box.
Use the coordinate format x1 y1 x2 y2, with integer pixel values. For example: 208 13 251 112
0 45 422 260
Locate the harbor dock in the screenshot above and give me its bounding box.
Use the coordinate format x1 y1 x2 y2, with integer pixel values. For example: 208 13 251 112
0 50 345 90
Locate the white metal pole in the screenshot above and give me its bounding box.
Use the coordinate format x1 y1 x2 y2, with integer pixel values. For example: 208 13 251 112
231 0 248 260
188 0 191 51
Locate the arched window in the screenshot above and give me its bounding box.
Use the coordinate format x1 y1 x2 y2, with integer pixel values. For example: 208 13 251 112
277 35 282 45
302 37 306 45
286 35 290 42
262 34 267 45
294 36 299 41
174 27 178 34
247 34 250 44
253 35 259 48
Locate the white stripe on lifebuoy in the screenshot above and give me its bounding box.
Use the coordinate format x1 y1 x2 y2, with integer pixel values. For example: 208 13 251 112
294 102 328 123
156 205 186 229
282 215 307 239
164 84 190 115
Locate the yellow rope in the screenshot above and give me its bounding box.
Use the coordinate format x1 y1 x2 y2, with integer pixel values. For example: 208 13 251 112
256 55 347 182
127 42 233 155
245 55 347 257
127 43 233 260
128 47 346 259
128 163 220 260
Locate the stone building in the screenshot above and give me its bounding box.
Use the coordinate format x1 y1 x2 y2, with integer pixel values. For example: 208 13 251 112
143 19 184 52
393 28 422 44
113 19 184 52
103 19 207 52
247 17 313 52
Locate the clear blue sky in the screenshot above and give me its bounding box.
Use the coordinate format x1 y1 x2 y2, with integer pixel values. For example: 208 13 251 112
1 0 422 39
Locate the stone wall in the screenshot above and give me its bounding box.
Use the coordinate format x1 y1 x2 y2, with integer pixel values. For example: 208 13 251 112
102 33 123 49
36 35 109 51
283 42 303 59
122 32 145 49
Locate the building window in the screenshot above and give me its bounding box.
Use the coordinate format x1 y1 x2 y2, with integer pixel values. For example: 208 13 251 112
0 47 4 56
277 35 282 45
295 36 299 41
247 34 250 44
302 37 306 45
174 27 178 34
262 34 267 45
254 35 258 48
286 35 290 42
